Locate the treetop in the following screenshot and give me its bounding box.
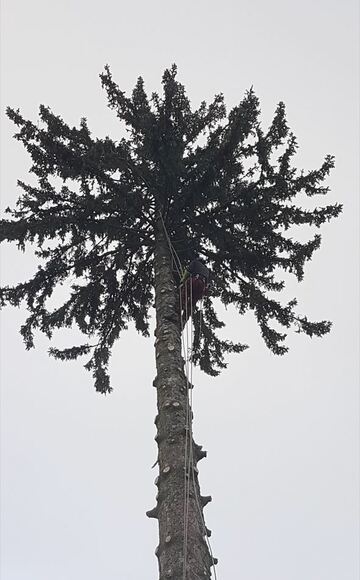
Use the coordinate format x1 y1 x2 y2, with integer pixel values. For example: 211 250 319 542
1 65 342 392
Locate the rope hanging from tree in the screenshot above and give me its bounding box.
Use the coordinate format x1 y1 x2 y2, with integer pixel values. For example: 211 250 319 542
180 278 218 580
158 210 183 278
158 214 217 579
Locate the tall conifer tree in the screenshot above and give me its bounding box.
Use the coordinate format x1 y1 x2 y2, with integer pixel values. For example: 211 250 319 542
1 65 341 579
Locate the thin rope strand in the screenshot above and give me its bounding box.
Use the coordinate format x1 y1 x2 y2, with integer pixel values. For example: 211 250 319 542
185 280 193 577
191 462 218 580
185 279 195 578
179 283 188 580
189 284 218 580
182 280 188 580
199 297 203 341
158 202 215 578
182 279 191 580
181 277 218 580
158 210 182 277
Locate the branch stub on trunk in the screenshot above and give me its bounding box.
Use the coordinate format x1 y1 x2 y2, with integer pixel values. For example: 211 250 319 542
195 446 207 461
146 506 159 519
201 495 212 507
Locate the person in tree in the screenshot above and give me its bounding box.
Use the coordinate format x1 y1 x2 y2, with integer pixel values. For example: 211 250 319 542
180 257 210 323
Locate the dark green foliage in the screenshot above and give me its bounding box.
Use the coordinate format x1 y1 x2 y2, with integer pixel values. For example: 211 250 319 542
1 64 342 392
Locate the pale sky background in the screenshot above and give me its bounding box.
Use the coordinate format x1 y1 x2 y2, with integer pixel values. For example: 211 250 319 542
0 1 359 579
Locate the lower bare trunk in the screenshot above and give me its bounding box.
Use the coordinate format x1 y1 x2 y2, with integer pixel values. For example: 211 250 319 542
146 215 214 579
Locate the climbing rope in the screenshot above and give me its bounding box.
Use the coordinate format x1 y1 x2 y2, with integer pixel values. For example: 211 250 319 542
181 279 191 580
158 210 183 278
180 279 218 580
158 210 217 579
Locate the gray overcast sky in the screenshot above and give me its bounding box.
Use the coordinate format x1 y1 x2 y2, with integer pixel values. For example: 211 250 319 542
0 1 359 579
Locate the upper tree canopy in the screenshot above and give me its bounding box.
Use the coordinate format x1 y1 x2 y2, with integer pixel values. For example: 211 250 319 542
1 65 342 392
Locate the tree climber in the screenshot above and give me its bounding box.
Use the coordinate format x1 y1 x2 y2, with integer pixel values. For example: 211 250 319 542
180 257 210 323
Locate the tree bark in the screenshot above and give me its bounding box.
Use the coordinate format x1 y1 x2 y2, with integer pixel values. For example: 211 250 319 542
147 213 214 579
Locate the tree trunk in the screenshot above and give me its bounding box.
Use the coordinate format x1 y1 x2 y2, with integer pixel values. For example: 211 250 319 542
147 214 214 579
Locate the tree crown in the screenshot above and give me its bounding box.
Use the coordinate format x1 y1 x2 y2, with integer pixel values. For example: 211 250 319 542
1 65 342 392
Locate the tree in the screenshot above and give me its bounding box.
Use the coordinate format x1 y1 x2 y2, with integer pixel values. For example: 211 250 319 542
1 64 341 579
